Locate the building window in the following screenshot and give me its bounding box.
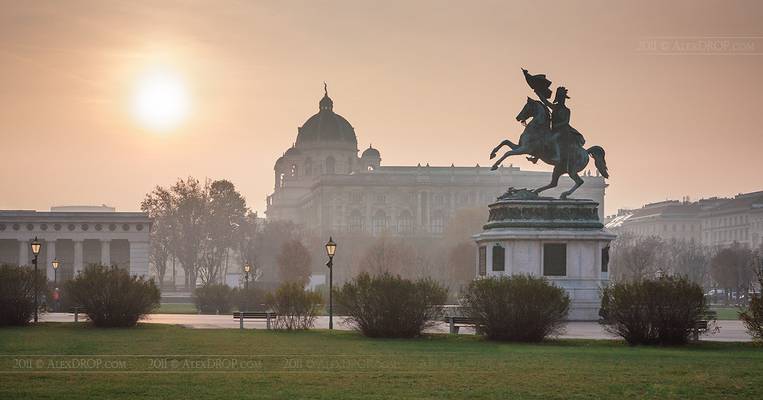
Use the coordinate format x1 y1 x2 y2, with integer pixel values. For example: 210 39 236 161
543 243 566 276
372 210 387 235
492 244 505 272
431 211 445 234
478 246 486 276
349 210 363 232
350 192 362 202
601 245 610 273
398 210 414 234
326 156 335 174
305 158 313 176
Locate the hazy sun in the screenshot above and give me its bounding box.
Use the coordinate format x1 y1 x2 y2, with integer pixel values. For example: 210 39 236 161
131 67 190 132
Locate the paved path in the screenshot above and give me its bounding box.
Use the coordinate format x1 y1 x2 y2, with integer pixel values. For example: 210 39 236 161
40 313 753 342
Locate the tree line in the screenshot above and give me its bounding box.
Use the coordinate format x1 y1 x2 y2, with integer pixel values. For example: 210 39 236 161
141 177 484 291
610 232 763 304
141 177 313 289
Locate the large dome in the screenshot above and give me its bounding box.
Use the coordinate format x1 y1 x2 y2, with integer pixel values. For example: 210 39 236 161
295 87 358 147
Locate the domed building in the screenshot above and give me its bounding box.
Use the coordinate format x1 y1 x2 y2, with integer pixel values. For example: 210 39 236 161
266 86 607 238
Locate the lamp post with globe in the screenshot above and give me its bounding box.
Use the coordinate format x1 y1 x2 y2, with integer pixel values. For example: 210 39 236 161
30 237 42 323
325 237 337 330
52 259 60 312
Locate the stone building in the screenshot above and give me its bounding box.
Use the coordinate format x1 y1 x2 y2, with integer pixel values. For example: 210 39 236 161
607 199 703 242
0 205 151 279
700 191 763 248
265 87 607 238
606 191 763 249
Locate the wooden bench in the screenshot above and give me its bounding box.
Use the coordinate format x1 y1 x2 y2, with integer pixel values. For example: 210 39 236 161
690 320 709 342
70 307 87 322
443 316 476 334
233 311 278 329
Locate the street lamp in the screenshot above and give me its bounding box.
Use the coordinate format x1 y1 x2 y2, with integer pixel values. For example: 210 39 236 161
30 237 41 323
243 263 251 288
325 237 337 330
243 263 251 311
52 259 60 312
52 258 60 284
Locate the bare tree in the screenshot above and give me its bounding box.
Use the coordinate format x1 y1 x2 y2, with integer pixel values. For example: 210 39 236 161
140 186 174 287
667 239 710 286
198 180 248 285
443 207 487 247
236 211 260 276
610 234 665 282
446 241 477 290
168 178 207 289
143 178 251 288
277 239 312 285
256 220 302 282
710 243 756 305
357 237 416 277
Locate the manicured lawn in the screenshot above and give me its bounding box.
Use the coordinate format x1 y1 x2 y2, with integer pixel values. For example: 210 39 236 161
1 324 762 399
156 303 198 314
711 306 743 320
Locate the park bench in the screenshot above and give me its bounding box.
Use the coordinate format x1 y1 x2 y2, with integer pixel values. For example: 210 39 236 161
690 320 709 342
689 310 717 341
232 311 278 330
70 307 87 322
443 316 477 334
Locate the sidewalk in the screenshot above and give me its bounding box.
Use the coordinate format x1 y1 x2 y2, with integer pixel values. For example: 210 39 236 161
40 313 753 342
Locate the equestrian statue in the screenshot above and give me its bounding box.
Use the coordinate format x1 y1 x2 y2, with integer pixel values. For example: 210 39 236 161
490 68 609 199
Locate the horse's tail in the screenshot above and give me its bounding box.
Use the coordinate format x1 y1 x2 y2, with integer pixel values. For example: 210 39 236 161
587 146 609 178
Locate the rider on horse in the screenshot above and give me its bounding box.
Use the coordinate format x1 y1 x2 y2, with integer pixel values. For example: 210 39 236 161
522 69 585 164
489 68 609 199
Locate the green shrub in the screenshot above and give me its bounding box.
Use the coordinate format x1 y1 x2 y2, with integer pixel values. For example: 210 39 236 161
0 264 45 326
461 275 570 342
336 272 448 338
740 276 763 341
192 283 235 314
235 286 268 311
266 282 322 330
599 276 710 345
66 265 160 327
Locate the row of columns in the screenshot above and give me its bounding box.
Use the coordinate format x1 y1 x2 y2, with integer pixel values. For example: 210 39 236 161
17 239 113 281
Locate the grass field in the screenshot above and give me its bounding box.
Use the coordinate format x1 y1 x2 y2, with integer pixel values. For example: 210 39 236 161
711 306 743 320
1 324 761 399
156 303 197 314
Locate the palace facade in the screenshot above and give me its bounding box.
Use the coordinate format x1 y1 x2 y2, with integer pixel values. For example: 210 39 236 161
265 88 608 238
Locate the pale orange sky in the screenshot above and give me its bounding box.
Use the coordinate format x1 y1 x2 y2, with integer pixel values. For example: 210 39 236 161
1 0 762 215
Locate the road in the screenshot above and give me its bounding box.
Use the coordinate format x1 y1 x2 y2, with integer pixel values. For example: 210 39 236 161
40 313 753 342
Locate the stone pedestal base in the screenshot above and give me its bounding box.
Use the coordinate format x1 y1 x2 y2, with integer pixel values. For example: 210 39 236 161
474 189 616 321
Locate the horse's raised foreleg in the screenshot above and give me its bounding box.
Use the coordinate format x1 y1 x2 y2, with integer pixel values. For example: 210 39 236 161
490 139 519 159
534 166 562 194
560 171 584 199
490 146 529 171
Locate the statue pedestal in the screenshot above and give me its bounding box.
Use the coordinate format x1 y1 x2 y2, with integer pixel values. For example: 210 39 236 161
473 189 616 321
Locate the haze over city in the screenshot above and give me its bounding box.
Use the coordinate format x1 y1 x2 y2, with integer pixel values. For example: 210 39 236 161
2 0 762 214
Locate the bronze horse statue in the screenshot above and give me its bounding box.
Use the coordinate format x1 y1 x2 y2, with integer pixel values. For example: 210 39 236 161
490 96 609 199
